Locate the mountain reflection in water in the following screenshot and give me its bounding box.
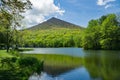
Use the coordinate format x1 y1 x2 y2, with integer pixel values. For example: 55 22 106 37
29 67 91 80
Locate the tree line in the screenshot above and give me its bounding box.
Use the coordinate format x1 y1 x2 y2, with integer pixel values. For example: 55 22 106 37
20 29 82 48
82 14 120 50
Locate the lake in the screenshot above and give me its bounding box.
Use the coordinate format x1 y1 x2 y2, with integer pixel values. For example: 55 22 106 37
21 48 84 57
23 48 120 80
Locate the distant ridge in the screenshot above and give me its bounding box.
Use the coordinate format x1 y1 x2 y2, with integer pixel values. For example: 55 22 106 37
27 17 84 30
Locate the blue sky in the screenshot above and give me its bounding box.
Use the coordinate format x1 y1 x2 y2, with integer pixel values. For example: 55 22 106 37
54 0 120 27
24 0 120 28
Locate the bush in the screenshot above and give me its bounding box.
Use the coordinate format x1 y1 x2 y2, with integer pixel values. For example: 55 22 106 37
18 57 43 74
0 57 43 80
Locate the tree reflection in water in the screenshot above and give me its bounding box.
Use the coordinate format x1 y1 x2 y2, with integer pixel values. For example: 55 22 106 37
83 50 120 80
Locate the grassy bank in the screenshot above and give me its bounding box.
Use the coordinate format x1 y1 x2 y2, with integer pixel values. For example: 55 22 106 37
0 50 43 80
0 50 13 57
23 54 82 75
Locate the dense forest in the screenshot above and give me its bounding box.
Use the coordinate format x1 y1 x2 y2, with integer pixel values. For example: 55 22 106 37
82 14 120 50
21 29 82 47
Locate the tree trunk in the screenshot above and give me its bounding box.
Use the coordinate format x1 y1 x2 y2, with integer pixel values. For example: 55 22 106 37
6 28 9 52
6 45 9 52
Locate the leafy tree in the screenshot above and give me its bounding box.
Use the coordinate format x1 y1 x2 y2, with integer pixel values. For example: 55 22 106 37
88 19 99 28
100 14 120 50
0 0 32 52
82 20 101 50
0 57 43 80
0 10 12 49
82 14 120 50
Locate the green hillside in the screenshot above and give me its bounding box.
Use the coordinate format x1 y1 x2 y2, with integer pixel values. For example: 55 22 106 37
20 17 84 47
22 29 83 47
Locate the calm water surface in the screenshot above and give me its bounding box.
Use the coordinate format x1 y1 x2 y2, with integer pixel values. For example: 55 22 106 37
26 48 120 80
22 48 84 57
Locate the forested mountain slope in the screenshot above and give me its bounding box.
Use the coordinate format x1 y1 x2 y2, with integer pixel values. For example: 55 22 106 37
27 17 84 30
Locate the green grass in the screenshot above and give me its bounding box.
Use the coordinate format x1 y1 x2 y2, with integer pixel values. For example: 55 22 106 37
0 50 13 57
23 54 83 75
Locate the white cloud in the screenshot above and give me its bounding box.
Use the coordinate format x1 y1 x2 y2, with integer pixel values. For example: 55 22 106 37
97 0 115 6
97 0 115 9
23 0 65 27
105 4 112 9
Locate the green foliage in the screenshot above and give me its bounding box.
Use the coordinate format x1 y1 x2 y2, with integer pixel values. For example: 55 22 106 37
0 0 32 51
88 19 99 28
21 17 84 48
0 56 43 80
0 10 12 49
0 50 13 57
82 14 120 50
21 29 83 47
18 57 43 74
82 25 101 49
100 14 120 50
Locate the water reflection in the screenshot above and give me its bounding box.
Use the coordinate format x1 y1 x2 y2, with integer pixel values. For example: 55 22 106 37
83 50 120 80
57 67 91 80
29 67 91 80
29 73 54 80
27 48 120 80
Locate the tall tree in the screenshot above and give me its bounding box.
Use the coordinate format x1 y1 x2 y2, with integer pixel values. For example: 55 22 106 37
100 14 120 50
0 0 32 52
0 9 12 49
82 19 101 50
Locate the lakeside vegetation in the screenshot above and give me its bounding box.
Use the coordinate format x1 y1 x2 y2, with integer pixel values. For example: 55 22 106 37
82 14 120 50
0 50 12 57
0 50 43 80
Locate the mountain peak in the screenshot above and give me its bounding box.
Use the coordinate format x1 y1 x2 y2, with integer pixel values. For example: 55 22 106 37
48 17 61 21
27 17 83 30
50 17 57 19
